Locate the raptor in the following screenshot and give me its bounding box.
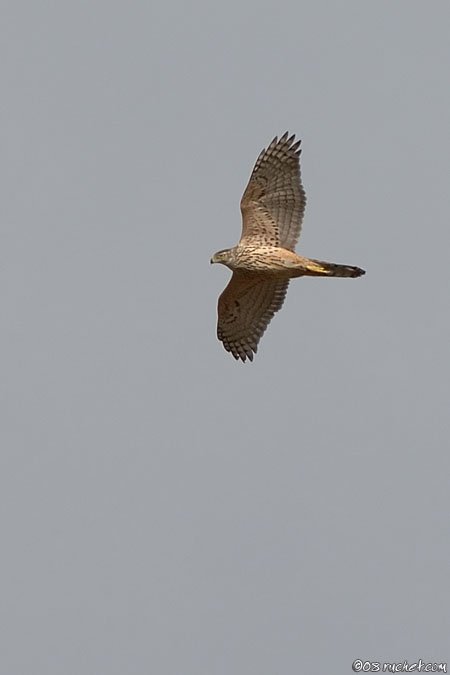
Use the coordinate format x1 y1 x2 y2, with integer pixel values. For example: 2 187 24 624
211 132 365 361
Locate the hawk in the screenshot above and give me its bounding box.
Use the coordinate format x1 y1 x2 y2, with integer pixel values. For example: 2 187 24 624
211 132 365 362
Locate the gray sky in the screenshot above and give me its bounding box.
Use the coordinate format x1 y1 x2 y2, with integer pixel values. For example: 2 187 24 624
2 1 450 673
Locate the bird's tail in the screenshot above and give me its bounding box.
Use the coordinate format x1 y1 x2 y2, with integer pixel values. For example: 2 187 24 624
304 258 366 278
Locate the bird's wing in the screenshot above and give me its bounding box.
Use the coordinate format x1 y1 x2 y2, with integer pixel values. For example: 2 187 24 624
217 272 290 361
239 133 306 251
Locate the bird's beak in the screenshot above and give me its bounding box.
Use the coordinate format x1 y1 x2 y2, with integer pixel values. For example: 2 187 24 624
210 257 214 265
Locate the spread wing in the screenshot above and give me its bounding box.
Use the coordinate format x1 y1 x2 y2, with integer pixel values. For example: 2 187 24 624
239 132 306 251
217 272 290 362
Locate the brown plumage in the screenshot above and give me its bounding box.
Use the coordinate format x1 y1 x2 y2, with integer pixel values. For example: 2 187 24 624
211 133 365 362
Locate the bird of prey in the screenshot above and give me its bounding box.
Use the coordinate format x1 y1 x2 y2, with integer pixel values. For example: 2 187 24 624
210 132 365 362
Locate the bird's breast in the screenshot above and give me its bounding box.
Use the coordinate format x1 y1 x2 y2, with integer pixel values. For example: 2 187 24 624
233 246 298 275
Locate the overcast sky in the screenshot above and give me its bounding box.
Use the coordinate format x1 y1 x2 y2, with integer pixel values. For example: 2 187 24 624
2 1 450 674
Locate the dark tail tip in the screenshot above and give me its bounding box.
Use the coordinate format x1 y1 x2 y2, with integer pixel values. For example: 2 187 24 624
352 266 366 278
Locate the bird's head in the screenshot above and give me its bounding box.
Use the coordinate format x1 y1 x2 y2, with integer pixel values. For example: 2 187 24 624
210 248 234 267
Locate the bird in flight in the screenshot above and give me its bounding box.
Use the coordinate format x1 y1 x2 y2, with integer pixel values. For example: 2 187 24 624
210 132 365 362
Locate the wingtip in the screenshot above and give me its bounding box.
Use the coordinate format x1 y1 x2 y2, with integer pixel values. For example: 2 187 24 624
275 132 302 154
265 132 302 157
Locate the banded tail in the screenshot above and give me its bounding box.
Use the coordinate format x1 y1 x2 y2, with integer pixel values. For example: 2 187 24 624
305 258 366 278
